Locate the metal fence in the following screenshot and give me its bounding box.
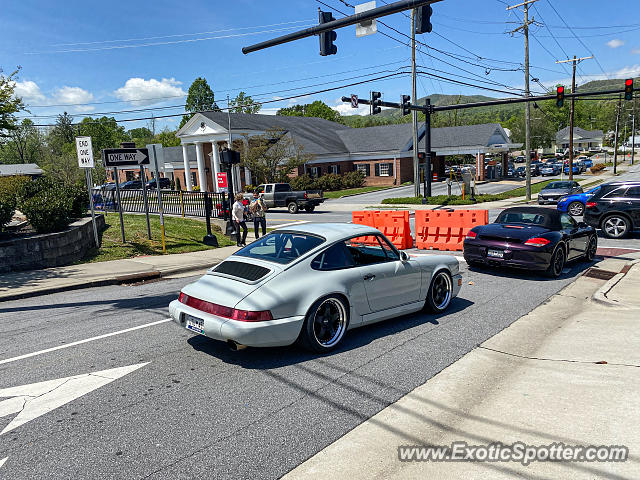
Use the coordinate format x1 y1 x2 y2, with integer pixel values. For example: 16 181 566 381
92 188 229 220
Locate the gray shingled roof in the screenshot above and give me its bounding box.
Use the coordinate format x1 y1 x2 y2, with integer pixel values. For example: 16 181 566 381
0 163 43 176
199 112 351 156
556 126 603 142
163 144 196 164
336 123 509 153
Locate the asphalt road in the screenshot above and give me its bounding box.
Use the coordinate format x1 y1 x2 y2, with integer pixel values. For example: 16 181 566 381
0 253 601 479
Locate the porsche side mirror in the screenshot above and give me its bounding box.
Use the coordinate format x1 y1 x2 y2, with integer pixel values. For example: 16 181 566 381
400 251 410 262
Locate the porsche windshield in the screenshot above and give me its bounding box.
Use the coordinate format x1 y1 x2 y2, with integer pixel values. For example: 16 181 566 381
234 232 324 264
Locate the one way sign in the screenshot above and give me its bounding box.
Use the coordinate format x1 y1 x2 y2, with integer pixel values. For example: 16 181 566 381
102 148 149 167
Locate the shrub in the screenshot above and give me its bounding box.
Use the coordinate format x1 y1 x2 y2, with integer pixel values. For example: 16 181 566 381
0 198 14 230
290 174 317 191
0 176 30 231
244 184 256 193
20 188 73 233
315 173 344 191
341 170 366 189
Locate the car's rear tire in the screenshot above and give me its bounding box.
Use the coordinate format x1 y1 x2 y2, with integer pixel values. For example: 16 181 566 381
568 201 584 216
304 205 315 213
288 201 299 214
601 214 630 239
298 296 349 353
424 270 453 313
545 246 566 278
584 235 598 262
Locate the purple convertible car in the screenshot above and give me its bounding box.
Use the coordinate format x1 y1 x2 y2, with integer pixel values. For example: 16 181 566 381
463 207 597 277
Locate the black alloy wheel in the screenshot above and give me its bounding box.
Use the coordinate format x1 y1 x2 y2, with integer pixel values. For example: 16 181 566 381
568 201 585 216
546 247 566 278
424 270 453 313
298 296 348 353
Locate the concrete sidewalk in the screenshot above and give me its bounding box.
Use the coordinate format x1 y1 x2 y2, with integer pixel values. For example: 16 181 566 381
0 245 239 302
284 253 640 479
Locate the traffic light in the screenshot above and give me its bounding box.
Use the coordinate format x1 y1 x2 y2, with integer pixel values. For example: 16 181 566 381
401 95 411 116
319 11 337 56
371 91 382 115
624 78 633 101
415 5 433 34
556 85 565 108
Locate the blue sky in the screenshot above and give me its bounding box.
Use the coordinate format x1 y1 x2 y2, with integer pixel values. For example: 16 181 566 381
2 0 639 130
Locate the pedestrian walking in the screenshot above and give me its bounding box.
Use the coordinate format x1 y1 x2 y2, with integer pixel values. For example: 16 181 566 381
232 193 248 247
250 190 268 239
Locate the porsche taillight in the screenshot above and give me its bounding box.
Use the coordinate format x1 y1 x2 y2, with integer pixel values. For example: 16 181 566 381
524 237 551 247
178 292 273 322
465 230 477 240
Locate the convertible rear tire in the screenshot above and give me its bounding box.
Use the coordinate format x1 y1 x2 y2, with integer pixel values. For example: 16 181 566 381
298 296 349 353
288 201 299 214
424 270 453 313
568 201 584 216
545 246 566 278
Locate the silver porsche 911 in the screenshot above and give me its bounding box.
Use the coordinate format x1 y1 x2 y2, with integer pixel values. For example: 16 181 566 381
169 223 462 352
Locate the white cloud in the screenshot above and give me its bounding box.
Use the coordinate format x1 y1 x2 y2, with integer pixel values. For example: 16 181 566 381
12 80 46 104
114 77 185 106
632 48 640 55
333 102 370 116
607 39 624 49
52 86 95 112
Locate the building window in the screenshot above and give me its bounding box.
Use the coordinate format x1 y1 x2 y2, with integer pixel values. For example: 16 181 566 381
191 172 198 186
356 164 370 176
374 163 394 177
310 166 322 178
330 165 340 174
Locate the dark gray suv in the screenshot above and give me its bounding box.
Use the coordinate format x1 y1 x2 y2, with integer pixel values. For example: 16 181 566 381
583 181 640 238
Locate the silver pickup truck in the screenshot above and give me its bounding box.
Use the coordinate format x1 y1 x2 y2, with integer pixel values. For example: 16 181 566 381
245 183 324 214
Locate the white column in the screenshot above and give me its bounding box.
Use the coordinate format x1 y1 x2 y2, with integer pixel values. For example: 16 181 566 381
211 143 221 193
244 167 251 186
195 142 207 192
181 144 193 191
235 165 242 192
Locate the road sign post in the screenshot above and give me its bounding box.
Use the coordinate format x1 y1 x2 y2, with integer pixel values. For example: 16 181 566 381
75 136 99 248
113 167 126 243
140 166 151 240
147 144 166 254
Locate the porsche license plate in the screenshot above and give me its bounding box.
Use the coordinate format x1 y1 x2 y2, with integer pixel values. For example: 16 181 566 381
185 314 204 334
487 249 504 258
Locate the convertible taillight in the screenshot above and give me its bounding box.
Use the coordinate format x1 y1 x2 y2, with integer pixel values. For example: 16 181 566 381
178 292 273 322
586 201 597 209
524 237 551 247
465 230 477 240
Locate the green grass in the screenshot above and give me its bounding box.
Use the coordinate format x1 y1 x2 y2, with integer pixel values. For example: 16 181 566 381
323 186 395 199
381 180 559 205
81 212 234 263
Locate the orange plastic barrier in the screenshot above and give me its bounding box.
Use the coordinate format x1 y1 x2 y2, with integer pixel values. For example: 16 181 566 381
374 210 413 250
352 210 413 250
415 209 488 252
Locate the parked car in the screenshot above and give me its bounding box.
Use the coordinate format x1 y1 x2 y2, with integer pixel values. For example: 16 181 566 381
247 183 325 214
557 186 601 217
515 156 526 163
540 164 560 176
582 158 594 169
146 177 171 189
529 163 541 177
463 207 597 278
563 163 582 175
538 181 582 205
583 181 640 238
516 166 527 178
169 223 462 352
120 180 142 189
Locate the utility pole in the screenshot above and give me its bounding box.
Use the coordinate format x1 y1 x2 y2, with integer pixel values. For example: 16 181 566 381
556 55 592 180
631 112 636 166
613 95 621 175
411 8 420 197
507 0 538 201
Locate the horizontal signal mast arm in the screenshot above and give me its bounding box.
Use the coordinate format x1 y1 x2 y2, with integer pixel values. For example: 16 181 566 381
242 0 442 54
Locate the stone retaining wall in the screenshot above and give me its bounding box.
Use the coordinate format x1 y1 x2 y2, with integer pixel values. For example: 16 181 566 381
0 215 105 273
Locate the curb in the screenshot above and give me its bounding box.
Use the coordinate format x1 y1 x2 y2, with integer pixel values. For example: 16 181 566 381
0 262 221 303
591 259 640 308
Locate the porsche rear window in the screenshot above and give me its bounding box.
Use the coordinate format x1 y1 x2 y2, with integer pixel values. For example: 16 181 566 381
234 232 324 264
496 211 549 226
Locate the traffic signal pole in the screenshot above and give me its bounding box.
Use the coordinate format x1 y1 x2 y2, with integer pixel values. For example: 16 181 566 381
411 9 420 197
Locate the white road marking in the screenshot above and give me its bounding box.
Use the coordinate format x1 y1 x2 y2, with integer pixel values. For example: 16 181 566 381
0 363 148 435
0 457 7 469
272 221 310 229
0 319 171 366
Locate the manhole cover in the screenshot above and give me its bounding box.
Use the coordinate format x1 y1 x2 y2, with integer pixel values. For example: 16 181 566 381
583 268 618 280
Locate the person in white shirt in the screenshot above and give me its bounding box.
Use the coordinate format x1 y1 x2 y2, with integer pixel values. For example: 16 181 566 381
232 193 248 247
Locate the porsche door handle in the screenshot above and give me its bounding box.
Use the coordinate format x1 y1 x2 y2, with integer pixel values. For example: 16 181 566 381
363 274 376 281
